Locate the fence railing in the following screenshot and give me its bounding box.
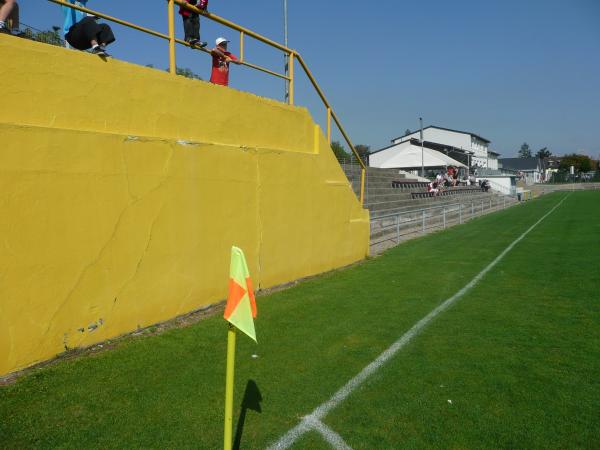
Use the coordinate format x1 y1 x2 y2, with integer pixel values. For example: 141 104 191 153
48 0 367 205
370 196 514 248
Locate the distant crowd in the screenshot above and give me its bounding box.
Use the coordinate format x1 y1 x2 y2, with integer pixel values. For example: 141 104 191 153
1 0 241 87
427 166 490 196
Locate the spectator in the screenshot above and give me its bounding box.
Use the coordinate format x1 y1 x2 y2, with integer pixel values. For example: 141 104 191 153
427 181 439 196
442 173 450 188
210 37 240 86
179 0 208 48
65 14 115 57
62 0 86 42
0 0 19 35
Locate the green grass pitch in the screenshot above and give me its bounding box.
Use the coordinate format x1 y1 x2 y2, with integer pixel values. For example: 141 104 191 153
1 191 599 449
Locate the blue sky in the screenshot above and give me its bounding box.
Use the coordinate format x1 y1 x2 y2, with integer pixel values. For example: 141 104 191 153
23 0 600 158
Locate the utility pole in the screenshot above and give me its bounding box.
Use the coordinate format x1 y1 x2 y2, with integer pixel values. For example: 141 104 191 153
420 117 424 178
284 0 289 103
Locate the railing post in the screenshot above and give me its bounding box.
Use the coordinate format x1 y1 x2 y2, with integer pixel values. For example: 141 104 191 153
239 31 245 62
459 204 462 224
327 108 332 144
471 202 474 217
481 200 484 214
504 196 506 209
360 168 366 206
422 210 425 234
288 52 295 105
396 215 400 244
443 207 446 229
168 0 176 75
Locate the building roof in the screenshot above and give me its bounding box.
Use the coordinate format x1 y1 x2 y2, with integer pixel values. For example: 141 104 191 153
391 125 491 144
499 157 542 171
370 142 467 170
371 138 474 156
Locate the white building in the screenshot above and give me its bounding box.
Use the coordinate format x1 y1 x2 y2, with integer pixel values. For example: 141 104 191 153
391 126 498 170
369 140 467 173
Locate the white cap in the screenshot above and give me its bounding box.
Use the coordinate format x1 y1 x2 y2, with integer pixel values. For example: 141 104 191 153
215 37 230 46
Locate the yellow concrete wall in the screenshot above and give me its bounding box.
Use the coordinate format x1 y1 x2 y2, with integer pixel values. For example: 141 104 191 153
0 36 369 376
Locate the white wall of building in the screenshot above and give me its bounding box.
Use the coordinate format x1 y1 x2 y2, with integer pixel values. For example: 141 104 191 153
394 128 472 150
476 176 516 196
394 128 490 160
488 156 499 170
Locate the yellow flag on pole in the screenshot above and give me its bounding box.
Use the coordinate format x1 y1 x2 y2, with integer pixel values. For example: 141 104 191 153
223 246 257 342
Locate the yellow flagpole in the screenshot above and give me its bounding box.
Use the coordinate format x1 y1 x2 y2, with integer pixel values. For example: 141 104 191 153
224 324 237 450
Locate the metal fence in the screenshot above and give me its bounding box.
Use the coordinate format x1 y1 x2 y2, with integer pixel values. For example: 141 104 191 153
370 196 513 247
14 23 65 46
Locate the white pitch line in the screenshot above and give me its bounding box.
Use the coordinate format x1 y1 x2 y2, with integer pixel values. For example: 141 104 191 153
306 417 354 450
267 194 569 450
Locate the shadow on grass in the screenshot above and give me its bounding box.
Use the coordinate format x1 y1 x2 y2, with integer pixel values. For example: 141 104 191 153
233 380 262 450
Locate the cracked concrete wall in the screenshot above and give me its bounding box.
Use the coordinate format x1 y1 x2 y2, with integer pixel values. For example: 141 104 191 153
0 35 369 376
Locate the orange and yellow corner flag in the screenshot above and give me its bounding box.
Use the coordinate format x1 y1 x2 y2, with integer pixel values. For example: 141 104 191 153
224 246 257 342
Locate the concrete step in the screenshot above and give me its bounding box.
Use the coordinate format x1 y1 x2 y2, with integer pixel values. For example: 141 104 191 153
370 194 504 218
366 192 413 203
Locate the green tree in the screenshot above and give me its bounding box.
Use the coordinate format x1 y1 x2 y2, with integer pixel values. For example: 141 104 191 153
147 64 204 80
22 26 63 47
354 144 371 164
518 142 532 158
331 141 349 160
404 129 412 136
175 67 203 80
559 154 592 173
535 147 551 159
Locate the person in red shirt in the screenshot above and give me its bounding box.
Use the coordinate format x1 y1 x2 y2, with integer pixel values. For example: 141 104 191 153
179 0 208 48
210 37 240 86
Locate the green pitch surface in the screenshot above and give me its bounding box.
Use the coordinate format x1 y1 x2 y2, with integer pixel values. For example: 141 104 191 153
1 192 599 449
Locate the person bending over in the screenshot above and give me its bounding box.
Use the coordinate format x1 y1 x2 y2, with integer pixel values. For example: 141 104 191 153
65 15 115 56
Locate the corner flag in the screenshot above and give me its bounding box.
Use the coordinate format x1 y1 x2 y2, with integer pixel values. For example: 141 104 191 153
223 246 257 342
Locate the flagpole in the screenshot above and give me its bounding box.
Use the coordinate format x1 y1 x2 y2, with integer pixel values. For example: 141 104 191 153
224 324 237 450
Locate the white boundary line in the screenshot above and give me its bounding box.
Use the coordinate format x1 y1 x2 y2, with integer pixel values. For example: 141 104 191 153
267 194 569 450
306 417 354 450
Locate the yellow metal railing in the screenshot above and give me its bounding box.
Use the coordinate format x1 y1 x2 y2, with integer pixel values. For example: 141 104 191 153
49 0 367 205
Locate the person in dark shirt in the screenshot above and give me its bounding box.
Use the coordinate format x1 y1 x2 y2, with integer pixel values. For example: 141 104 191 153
65 15 115 57
179 0 208 48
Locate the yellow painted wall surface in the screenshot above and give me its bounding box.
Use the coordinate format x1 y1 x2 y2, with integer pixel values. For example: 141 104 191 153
0 36 369 376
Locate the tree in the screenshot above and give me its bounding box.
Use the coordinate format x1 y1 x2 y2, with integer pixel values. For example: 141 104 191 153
559 154 592 173
175 67 203 80
354 144 371 164
518 142 532 158
404 129 412 136
535 147 551 159
21 26 63 47
146 64 203 80
331 141 349 160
